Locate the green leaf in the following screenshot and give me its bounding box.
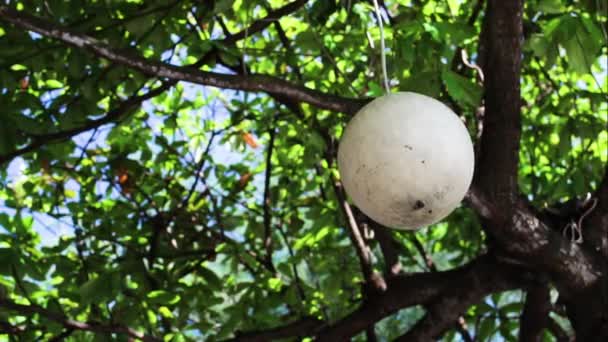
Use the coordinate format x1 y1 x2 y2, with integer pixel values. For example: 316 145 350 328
0 248 18 275
562 34 589 74
198 266 222 288
79 272 121 305
538 0 564 13
441 70 482 107
158 306 173 318
0 119 17 155
366 81 385 97
267 277 282 292
401 71 442 98
477 316 497 339
214 0 233 14
434 22 476 44
147 290 181 305
10 64 27 71
45 79 63 89
295 30 319 53
525 34 551 57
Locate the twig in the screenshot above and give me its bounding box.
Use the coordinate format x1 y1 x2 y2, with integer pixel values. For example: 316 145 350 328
331 178 386 292
368 220 402 276
263 125 277 267
276 221 307 302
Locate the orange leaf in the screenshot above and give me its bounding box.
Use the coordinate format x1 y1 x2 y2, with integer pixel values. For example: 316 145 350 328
238 172 252 188
19 78 28 91
118 173 129 185
115 166 130 185
241 132 259 149
40 158 50 174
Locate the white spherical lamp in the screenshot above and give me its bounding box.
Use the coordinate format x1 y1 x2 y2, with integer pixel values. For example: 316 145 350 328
337 92 474 230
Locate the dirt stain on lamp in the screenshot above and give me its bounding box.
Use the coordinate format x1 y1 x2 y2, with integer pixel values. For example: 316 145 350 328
338 92 475 230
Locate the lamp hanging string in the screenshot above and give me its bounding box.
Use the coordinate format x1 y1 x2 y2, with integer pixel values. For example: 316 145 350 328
372 0 390 93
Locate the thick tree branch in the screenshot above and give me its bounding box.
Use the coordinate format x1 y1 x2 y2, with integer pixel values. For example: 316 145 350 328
409 234 473 342
0 6 366 115
467 186 603 293
394 291 480 342
468 187 607 340
235 255 524 341
366 326 379 342
316 254 529 340
519 284 551 342
475 0 523 209
467 95 606 336
226 316 323 342
0 298 160 341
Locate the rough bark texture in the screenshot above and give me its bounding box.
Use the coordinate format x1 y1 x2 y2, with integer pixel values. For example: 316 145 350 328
476 0 523 211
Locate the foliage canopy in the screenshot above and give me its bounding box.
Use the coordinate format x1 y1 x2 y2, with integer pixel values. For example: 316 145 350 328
0 0 606 341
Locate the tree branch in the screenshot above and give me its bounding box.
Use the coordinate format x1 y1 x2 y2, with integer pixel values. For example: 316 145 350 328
0 6 366 115
546 316 572 342
409 234 473 342
467 186 603 294
263 125 277 267
411 234 437 271
368 220 402 277
225 0 308 44
226 316 323 342
468 187 607 340
331 178 386 292
316 254 529 340
519 284 551 342
233 255 523 341
0 81 173 165
0 298 161 341
366 325 379 342
394 293 479 342
0 320 26 334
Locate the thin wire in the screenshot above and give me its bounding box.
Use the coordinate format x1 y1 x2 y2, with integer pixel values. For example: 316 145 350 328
372 0 390 93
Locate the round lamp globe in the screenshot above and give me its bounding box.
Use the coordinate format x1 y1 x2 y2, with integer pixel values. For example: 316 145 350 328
337 92 475 230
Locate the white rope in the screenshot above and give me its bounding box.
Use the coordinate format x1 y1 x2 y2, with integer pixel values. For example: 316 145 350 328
372 0 390 93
